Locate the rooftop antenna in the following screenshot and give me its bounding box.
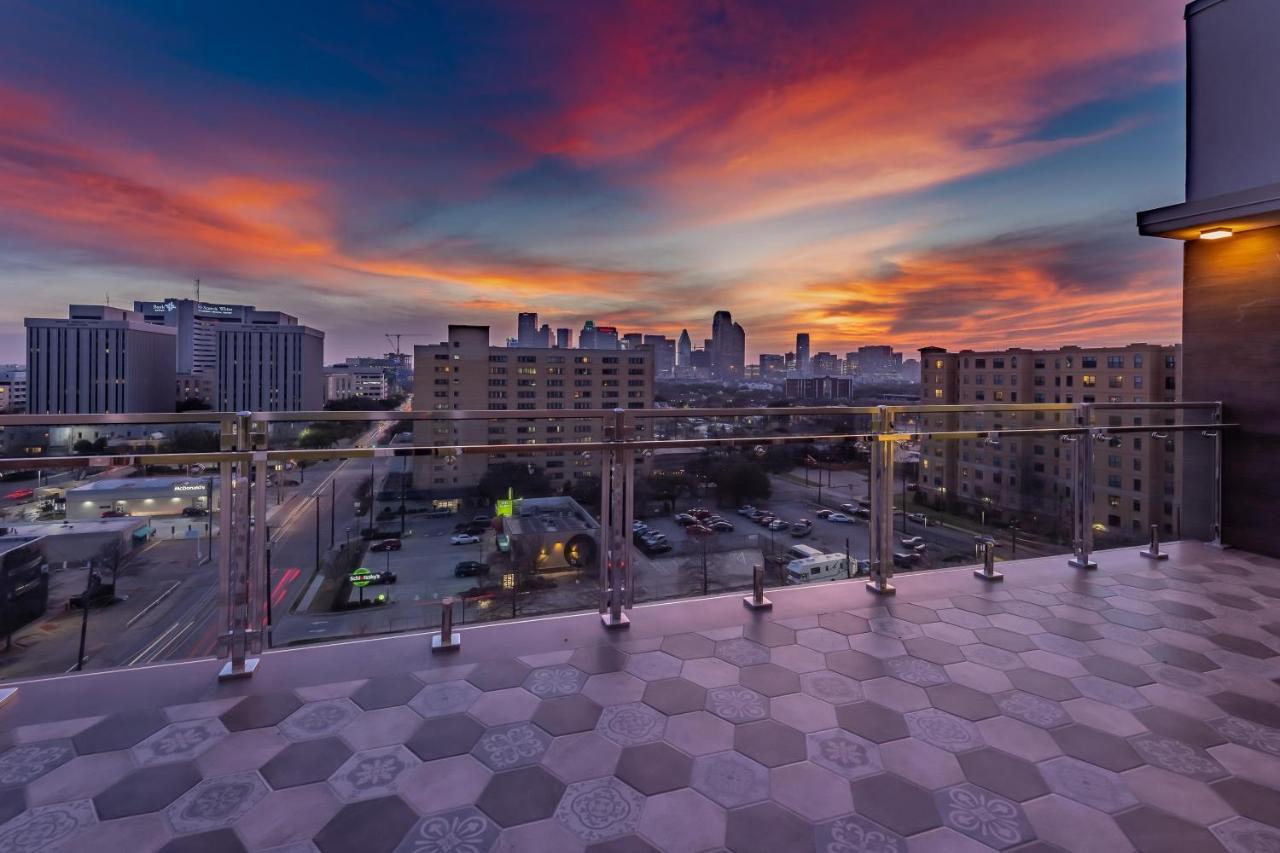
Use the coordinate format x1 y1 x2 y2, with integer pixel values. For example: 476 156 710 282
195 277 201 304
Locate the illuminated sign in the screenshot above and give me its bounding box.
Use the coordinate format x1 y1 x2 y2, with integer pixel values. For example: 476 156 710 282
350 568 374 587
172 483 207 493
195 302 237 317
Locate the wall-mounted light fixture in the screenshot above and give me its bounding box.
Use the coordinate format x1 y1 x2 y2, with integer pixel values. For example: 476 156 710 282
1199 227 1233 240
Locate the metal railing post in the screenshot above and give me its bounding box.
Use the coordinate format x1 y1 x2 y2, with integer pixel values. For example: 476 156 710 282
1140 523 1168 561
1207 402 1227 548
1068 404 1097 570
219 412 260 680
974 538 1002 581
431 597 460 651
867 406 896 595
743 564 772 610
600 409 631 628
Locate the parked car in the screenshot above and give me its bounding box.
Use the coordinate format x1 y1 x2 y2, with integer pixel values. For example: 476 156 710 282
906 512 927 524
814 509 834 519
450 533 480 545
101 510 128 518
756 514 776 526
768 519 790 531
901 536 924 547
738 505 756 516
675 513 697 526
827 513 854 523
371 538 402 552
181 506 208 517
454 560 489 577
689 508 713 520
710 520 735 532
790 520 813 538
853 507 871 519
893 552 922 569
686 524 713 536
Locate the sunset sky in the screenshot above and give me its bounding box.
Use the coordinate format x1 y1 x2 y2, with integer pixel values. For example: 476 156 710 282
0 0 1188 362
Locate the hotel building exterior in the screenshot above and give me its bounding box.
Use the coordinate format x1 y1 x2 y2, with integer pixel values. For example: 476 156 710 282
917 344 1182 541
413 325 654 496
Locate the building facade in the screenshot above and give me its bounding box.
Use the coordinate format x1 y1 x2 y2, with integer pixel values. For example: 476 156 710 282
25 306 177 414
216 312 325 411
917 344 1182 542
413 325 654 496
785 376 854 400
795 333 811 376
325 366 390 401
0 366 27 413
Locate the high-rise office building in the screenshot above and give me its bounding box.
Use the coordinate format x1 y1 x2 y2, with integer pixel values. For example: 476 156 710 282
918 343 1181 539
215 310 325 411
516 313 539 347
413 326 654 496
578 320 598 350
26 305 177 414
812 352 839 375
621 333 643 350
758 354 785 377
677 329 692 369
538 323 552 348
556 328 572 349
642 335 675 376
796 333 811 376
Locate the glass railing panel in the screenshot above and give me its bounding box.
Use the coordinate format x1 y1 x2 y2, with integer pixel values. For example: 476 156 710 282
1086 404 1218 551
0 418 231 679
264 423 606 647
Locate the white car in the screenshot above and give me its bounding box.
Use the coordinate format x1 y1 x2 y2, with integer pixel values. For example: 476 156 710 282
450 533 480 545
827 513 854 523
901 536 924 547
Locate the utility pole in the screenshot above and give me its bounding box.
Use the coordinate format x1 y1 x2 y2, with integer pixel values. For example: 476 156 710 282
330 480 336 548
314 492 321 577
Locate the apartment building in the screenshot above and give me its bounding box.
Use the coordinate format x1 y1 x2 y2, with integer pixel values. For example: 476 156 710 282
413 325 654 497
917 344 1182 541
0 366 26 413
325 365 389 401
25 305 177 414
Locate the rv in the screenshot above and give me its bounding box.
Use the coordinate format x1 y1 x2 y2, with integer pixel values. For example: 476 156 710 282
786 552 849 584
785 544 823 562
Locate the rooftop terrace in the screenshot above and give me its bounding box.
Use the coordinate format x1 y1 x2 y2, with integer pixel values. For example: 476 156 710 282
2 541 1278 853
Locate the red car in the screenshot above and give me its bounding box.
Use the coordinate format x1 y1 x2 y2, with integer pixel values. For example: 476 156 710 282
370 539 402 552
686 524 713 536
101 510 127 518
4 489 33 501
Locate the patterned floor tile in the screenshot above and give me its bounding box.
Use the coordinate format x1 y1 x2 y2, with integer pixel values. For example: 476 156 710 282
1129 733 1228 781
713 638 770 667
884 656 949 687
705 686 768 723
409 681 483 719
690 750 770 808
799 671 863 705
595 703 666 746
328 745 419 802
393 806 499 853
0 740 74 788
523 665 588 698
814 814 905 853
166 771 268 834
996 690 1071 729
1212 816 1280 853
806 728 882 779
279 699 361 741
133 720 228 766
904 708 984 753
933 783 1034 850
0 799 96 853
554 777 643 843
1038 756 1138 814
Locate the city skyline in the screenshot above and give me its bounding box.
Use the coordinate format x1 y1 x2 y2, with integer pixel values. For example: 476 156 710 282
0 1 1186 362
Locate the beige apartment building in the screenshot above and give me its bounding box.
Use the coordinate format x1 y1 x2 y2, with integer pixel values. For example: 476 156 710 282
917 344 1183 543
413 326 655 497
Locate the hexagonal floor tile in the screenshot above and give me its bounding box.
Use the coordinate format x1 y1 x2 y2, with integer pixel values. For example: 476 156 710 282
806 728 882 779
328 745 420 802
734 720 805 767
523 665 588 698
166 771 269 834
849 773 941 837
714 638 770 667
815 814 905 853
261 737 353 789
553 776 642 842
625 651 683 682
405 715 484 763
904 708 984 753
531 695 602 737
690 750 770 808
278 699 361 741
133 720 227 766
642 678 706 716
314 794 417 853
615 742 693 795
73 709 168 755
705 686 769 723
351 675 424 711
1038 756 1137 814
220 692 302 732
596 703 666 746
725 801 812 853
835 702 908 744
409 681 483 719
934 783 1034 850
93 762 200 820
956 747 1049 801
393 806 499 853
739 663 801 697
471 722 551 771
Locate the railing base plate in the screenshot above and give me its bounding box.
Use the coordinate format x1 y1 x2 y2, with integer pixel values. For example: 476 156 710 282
218 658 260 681
601 612 631 629
431 633 461 652
742 595 773 610
1068 558 1098 571
974 569 1004 582
1139 550 1169 561
865 580 896 596
1206 539 1231 551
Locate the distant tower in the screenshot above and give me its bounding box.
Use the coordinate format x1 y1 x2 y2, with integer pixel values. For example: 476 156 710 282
556 327 572 348
677 329 692 367
796 333 811 376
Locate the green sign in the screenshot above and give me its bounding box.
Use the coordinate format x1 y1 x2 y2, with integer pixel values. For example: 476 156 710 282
496 499 514 518
350 568 374 588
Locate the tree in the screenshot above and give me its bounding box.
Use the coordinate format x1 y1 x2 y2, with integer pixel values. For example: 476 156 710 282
72 437 108 455
475 462 553 504
565 475 602 511
97 538 129 587
175 398 212 412
709 461 771 506
167 428 219 454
